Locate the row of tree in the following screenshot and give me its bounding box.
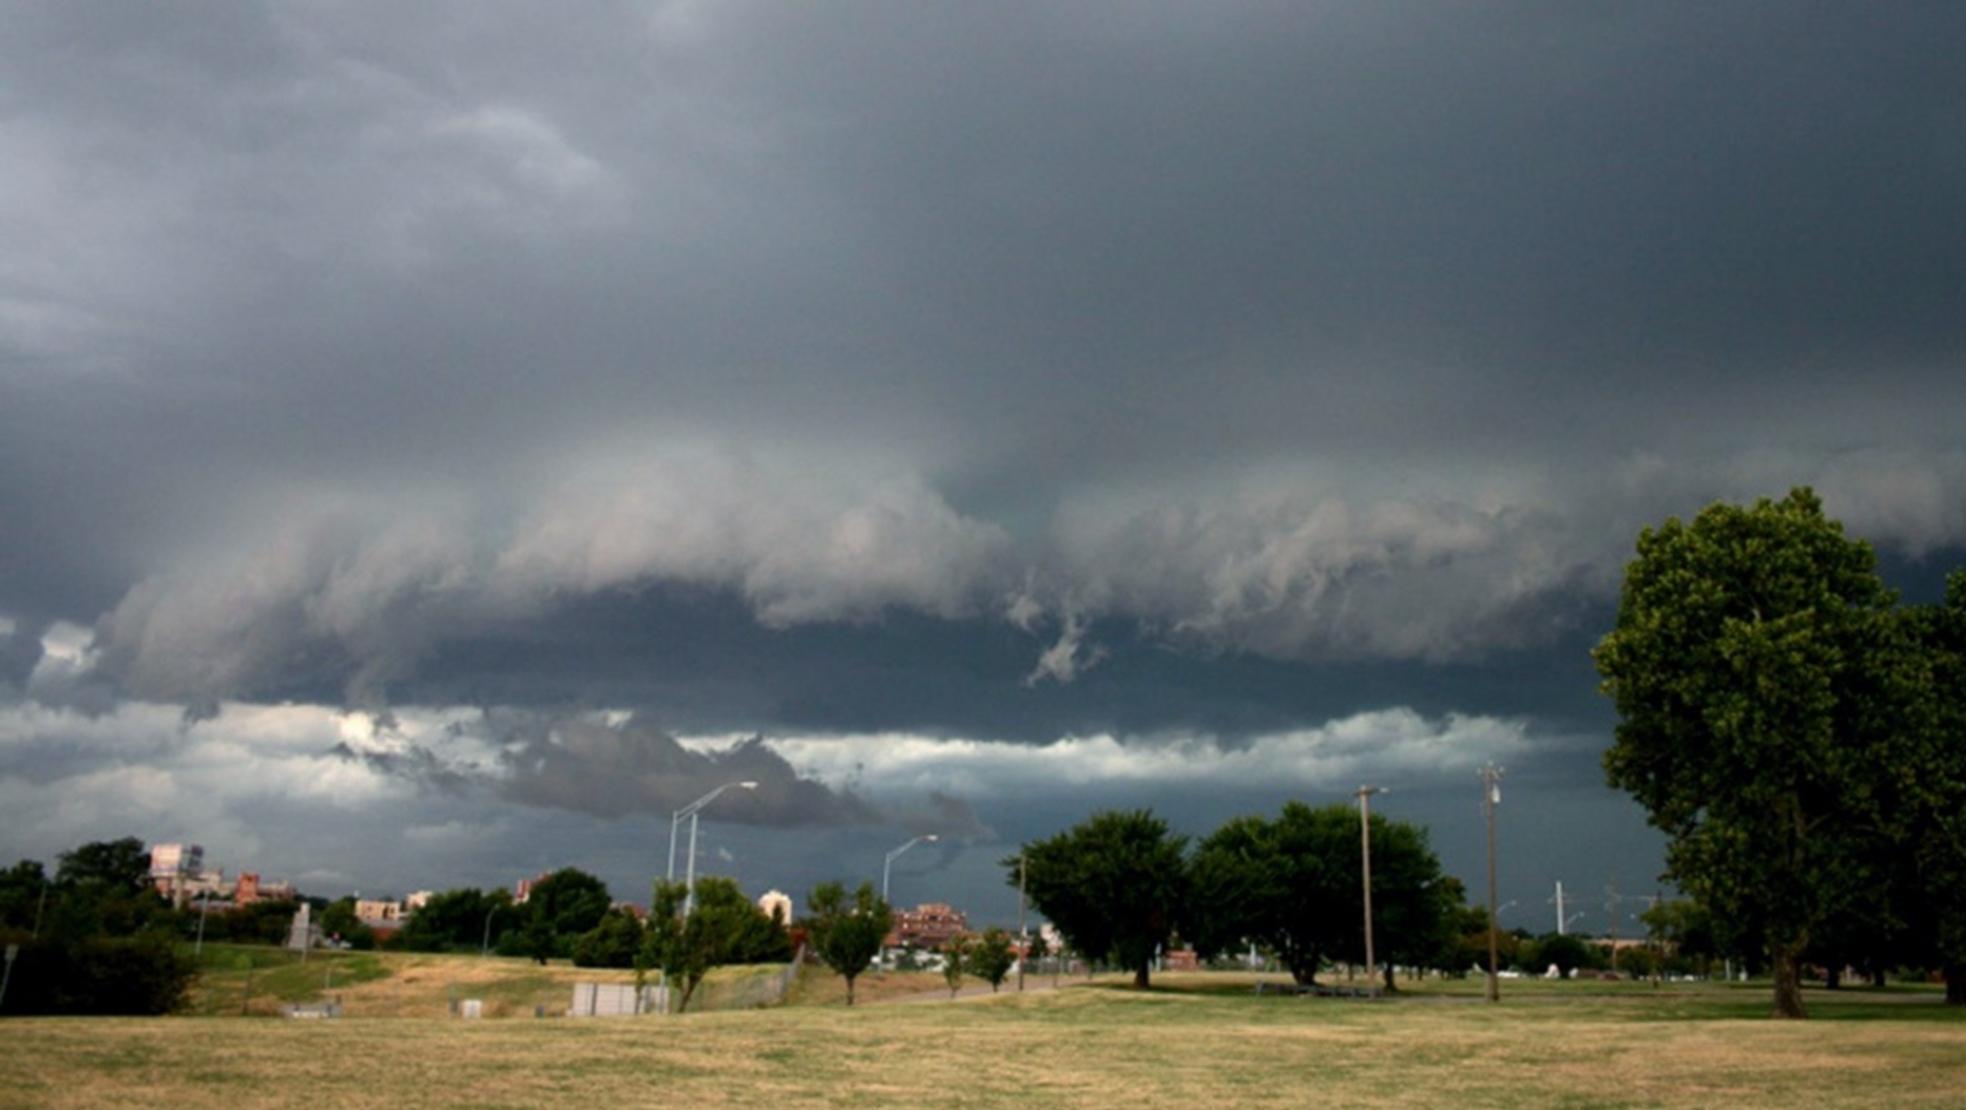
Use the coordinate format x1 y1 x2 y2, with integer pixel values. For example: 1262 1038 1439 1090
1016 805 1466 991
0 838 197 1014
1596 490 1966 1017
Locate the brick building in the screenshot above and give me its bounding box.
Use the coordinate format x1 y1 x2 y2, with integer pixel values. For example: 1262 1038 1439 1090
884 902 969 951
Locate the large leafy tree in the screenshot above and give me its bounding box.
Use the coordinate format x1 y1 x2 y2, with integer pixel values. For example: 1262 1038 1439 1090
805 880 891 1006
1365 825 1461 990
48 837 170 939
0 859 49 932
1594 489 1918 1018
1901 570 1966 1004
573 907 645 969
640 877 786 1011
1639 898 1724 978
1188 802 1455 991
511 868 612 963
1013 810 1188 988
398 888 516 953
319 897 376 950
56 838 151 890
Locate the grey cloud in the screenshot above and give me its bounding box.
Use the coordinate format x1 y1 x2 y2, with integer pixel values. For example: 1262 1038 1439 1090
0 4 1962 762
326 740 477 795
487 715 877 827
1041 496 1605 666
0 620 40 699
90 460 1014 706
888 790 995 845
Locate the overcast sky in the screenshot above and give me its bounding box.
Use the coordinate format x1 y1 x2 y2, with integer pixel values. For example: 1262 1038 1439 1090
4 2 1964 931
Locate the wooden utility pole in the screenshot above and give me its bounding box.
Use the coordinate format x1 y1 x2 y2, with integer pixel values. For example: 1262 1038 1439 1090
1605 882 1623 975
1481 764 1504 1003
1356 786 1383 997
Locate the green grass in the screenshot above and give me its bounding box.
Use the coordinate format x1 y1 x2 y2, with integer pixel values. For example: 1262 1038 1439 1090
4 971 1962 1108
186 944 393 1012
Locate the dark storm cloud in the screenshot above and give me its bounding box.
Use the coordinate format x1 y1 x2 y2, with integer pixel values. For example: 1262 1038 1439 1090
6 3 1964 677
0 621 39 698
4 3 1965 909
491 716 877 826
322 709 879 826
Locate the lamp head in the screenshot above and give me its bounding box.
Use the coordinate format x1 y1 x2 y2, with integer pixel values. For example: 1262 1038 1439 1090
923 834 939 843
738 781 759 790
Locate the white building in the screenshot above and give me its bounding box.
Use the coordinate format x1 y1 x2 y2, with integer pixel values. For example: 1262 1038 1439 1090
758 889 794 923
148 843 205 903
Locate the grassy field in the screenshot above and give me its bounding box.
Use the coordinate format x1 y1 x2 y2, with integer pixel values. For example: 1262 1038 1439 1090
5 969 1964 1108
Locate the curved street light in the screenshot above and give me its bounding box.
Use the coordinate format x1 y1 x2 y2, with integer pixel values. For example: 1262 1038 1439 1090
667 781 759 917
882 835 939 904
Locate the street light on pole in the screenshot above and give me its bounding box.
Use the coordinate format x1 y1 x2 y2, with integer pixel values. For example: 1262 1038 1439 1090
1356 785 1383 998
881 835 938 904
194 892 213 958
667 781 759 917
1480 763 1504 1003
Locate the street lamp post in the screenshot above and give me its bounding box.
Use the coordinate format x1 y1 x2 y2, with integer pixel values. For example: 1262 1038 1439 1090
481 907 496 957
881 835 938 904
667 781 759 917
1356 785 1383 998
194 893 213 958
1481 764 1504 1003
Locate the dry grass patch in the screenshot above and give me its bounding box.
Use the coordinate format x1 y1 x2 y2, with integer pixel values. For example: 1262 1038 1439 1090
6 973 1964 1109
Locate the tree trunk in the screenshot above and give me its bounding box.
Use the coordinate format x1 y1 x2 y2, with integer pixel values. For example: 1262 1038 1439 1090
1287 949 1319 987
1870 967 1885 989
844 973 857 1006
1771 947 1807 1019
1945 963 1966 1005
1825 965 1841 991
1134 963 1151 989
1382 964 1397 994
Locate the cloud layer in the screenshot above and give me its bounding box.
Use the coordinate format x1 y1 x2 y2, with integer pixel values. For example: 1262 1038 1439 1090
3 2 1962 915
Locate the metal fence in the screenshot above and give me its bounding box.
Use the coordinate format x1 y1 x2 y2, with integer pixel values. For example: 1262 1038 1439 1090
564 959 798 1018
688 960 797 1013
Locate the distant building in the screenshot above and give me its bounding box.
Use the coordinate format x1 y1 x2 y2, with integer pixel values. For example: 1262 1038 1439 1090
404 890 434 912
758 889 794 923
148 843 204 903
355 898 404 923
179 868 228 902
514 871 554 904
885 902 969 951
234 873 298 905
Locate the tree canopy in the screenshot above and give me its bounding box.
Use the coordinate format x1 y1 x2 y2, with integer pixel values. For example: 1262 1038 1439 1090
1188 802 1457 989
969 927 1016 993
806 880 892 1006
573 906 645 969
1595 489 1930 1017
1900 570 1966 1003
506 868 612 963
1013 810 1188 989
641 876 788 1011
56 837 151 891
397 887 516 953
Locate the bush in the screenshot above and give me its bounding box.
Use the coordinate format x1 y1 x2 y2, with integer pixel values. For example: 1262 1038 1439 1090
0 931 197 1015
